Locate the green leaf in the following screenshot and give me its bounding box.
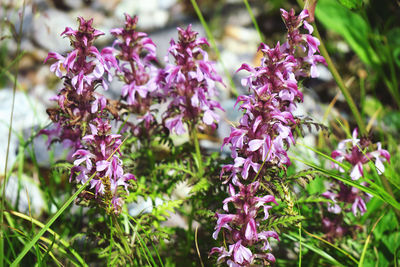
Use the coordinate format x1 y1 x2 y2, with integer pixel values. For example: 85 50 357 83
264 215 305 230
382 232 400 254
337 0 363 9
374 209 397 241
363 97 383 118
316 0 380 66
190 178 210 193
291 156 400 211
10 177 92 266
306 176 325 195
284 233 345 266
296 195 333 204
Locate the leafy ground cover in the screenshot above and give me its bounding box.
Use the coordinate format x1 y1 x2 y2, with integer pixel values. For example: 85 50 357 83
1 0 399 266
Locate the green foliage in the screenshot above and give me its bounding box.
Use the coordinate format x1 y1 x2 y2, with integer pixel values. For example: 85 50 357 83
264 215 305 232
337 0 363 9
152 199 183 222
2 0 400 266
316 0 379 66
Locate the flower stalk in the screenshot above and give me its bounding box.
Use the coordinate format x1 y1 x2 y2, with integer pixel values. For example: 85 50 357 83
298 0 366 134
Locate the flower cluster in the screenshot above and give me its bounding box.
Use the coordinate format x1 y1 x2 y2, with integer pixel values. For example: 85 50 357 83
331 129 390 181
43 17 114 154
210 181 279 265
323 129 390 217
321 214 348 242
281 9 325 78
71 118 135 214
44 17 134 214
110 14 162 136
162 25 224 135
212 9 324 266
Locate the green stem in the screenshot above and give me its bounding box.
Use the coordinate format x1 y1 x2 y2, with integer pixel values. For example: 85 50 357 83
298 223 302 267
191 126 204 177
188 126 203 257
360 73 366 118
112 214 132 261
190 0 238 97
297 0 366 134
1 2 26 267
186 199 195 257
243 0 264 43
313 25 366 134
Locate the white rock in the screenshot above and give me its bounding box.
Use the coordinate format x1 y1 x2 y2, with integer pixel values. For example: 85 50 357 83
128 196 153 217
32 9 75 53
115 0 169 30
64 0 85 9
28 130 71 167
158 0 177 9
316 65 333 82
5 174 46 216
0 89 48 171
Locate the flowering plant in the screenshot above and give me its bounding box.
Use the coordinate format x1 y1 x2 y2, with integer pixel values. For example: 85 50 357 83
162 25 224 135
211 8 326 266
9 1 395 266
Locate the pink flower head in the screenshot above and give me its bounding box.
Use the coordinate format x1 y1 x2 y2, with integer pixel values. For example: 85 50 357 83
162 25 224 134
324 129 391 233
108 14 162 136
332 128 391 180
213 9 324 266
70 118 135 214
212 181 278 266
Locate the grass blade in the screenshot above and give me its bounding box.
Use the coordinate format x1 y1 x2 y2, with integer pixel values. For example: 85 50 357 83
358 213 384 266
302 228 359 264
290 156 400 210
243 0 264 43
1 2 26 267
189 0 238 97
6 210 86 266
284 233 345 266
11 129 128 266
10 176 92 267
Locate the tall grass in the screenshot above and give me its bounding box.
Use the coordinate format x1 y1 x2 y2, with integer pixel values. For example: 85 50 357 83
1 1 26 266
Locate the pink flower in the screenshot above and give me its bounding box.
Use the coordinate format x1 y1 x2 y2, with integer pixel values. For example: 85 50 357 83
331 128 390 180
213 8 324 266
162 25 224 134
324 129 391 226
71 119 135 214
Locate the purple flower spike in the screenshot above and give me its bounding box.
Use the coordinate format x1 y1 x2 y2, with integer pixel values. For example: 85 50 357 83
42 17 117 153
322 129 391 237
162 25 224 134
109 14 163 137
211 182 278 266
331 129 390 180
71 118 135 214
213 8 325 266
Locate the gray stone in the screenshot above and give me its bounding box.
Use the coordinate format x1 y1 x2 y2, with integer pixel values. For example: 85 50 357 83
128 196 153 217
0 89 48 170
63 0 85 9
27 129 71 168
5 174 46 216
32 9 75 53
316 65 333 82
115 0 169 31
